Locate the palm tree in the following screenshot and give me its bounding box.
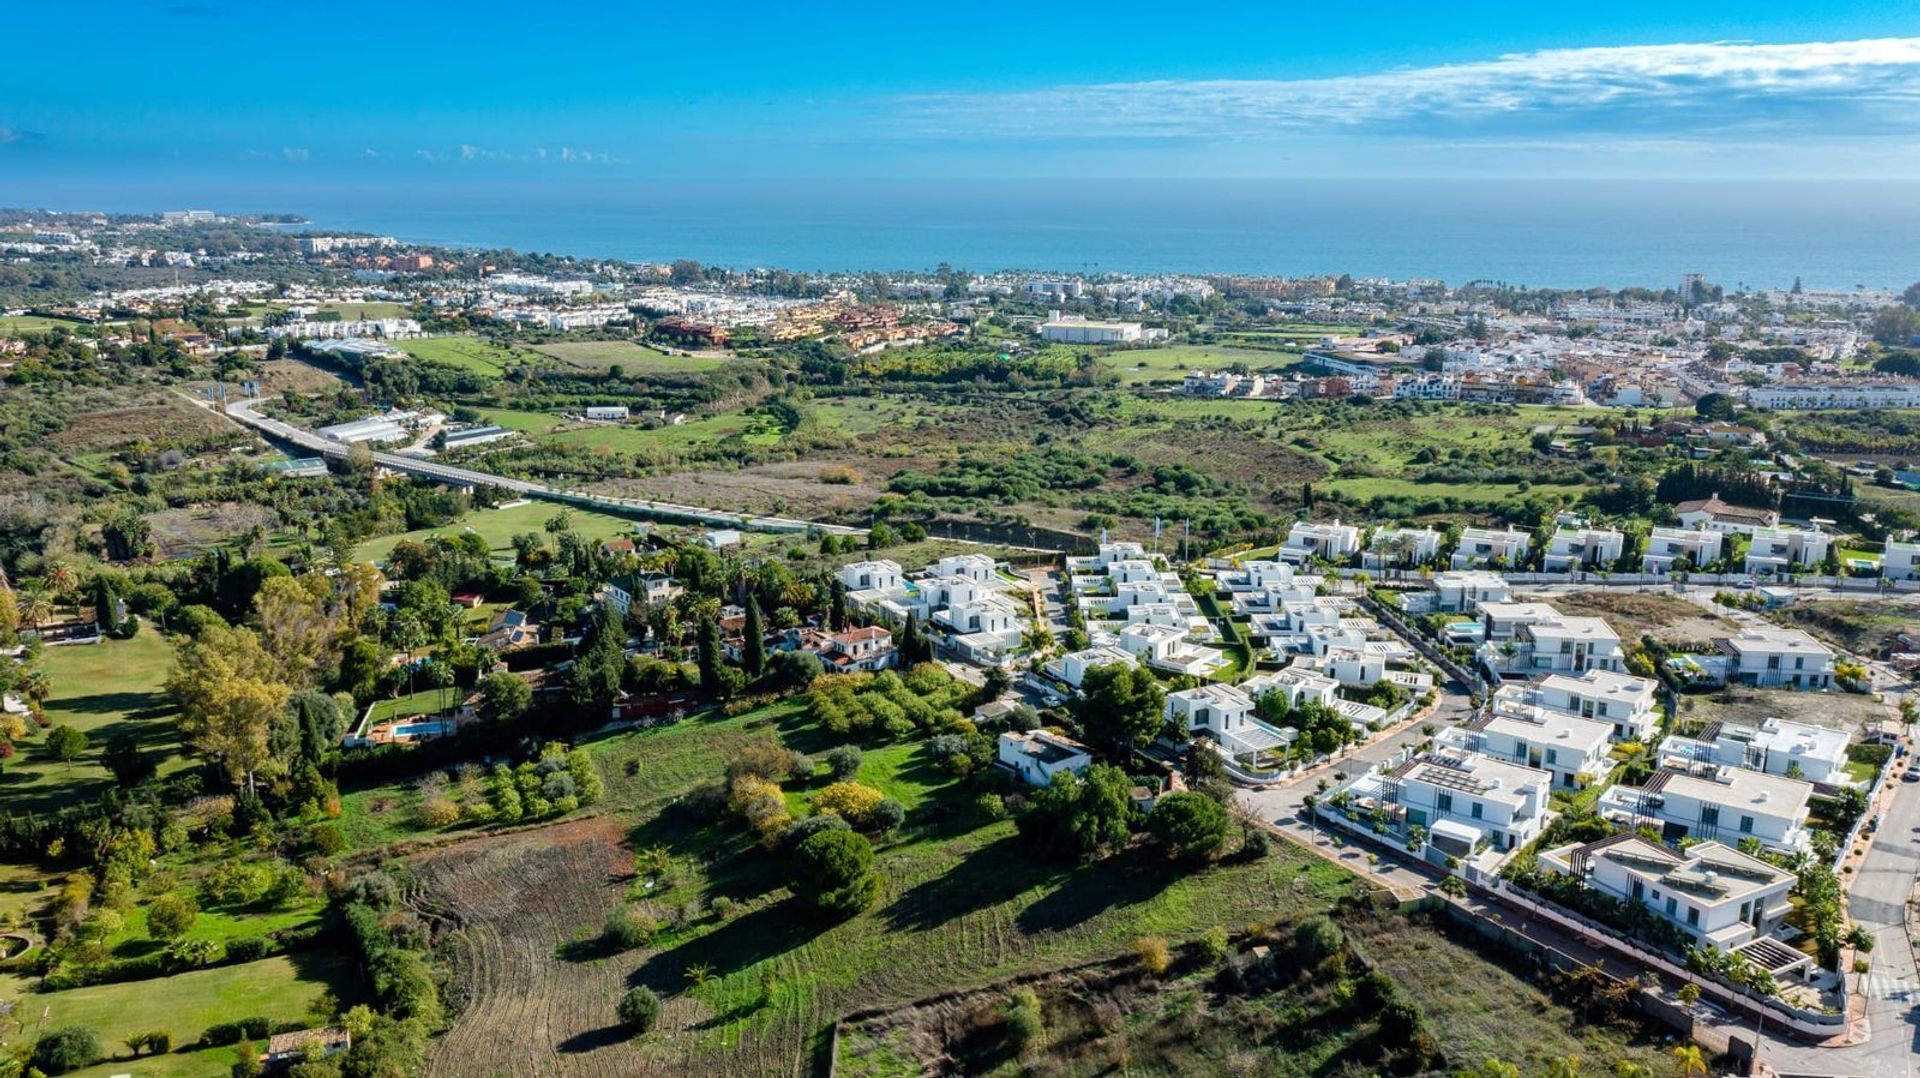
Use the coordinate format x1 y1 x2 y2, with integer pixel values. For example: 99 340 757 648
20 588 52 633
1671 1044 1707 1078
1612 1062 1652 1078
42 564 75 600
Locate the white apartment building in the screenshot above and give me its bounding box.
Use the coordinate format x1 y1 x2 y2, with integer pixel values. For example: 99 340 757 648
1598 766 1814 854
1541 835 1796 953
1362 527 1442 570
1743 526 1831 574
1280 519 1362 564
1745 383 1920 410
1542 527 1625 572
1451 527 1531 569
1716 628 1835 690
1658 716 1850 785
1884 539 1920 581
1642 527 1724 574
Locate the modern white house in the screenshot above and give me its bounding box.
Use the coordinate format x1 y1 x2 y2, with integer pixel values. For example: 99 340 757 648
1642 527 1724 574
1241 666 1340 711
997 729 1093 787
1280 519 1362 564
1165 684 1297 759
933 553 1001 584
1478 601 1565 641
1429 570 1512 613
1044 646 1137 689
1369 747 1554 854
1543 527 1625 572
1362 527 1442 570
1674 495 1779 535
1522 669 1662 742
1451 527 1531 569
1884 539 1920 582
1715 628 1836 690
583 405 630 421
1658 717 1850 785
1117 622 1228 677
1066 541 1147 576
1597 766 1814 854
1481 611 1626 678
1445 704 1613 789
837 559 905 594
1743 526 1831 574
1540 834 1798 954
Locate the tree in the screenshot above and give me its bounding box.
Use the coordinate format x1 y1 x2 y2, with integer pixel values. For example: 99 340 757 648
1146 791 1228 862
1671 1045 1707 1078
146 892 199 940
167 622 290 793
46 724 89 770
476 671 531 724
743 598 767 679
695 616 724 691
32 1025 103 1074
1015 764 1133 861
790 828 881 916
1869 305 1918 346
1072 663 1165 757
1693 392 1737 421
100 732 155 787
1293 915 1344 965
824 744 863 782
616 986 661 1033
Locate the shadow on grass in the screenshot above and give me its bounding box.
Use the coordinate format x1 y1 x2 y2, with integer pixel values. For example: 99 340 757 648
1015 846 1183 935
881 832 1063 934
629 901 830 993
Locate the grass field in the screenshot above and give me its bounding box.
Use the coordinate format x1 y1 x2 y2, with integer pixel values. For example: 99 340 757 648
0 634 187 815
1103 344 1306 385
533 339 725 373
0 953 359 1078
479 406 781 453
315 300 413 320
0 314 90 337
397 336 531 376
351 498 641 563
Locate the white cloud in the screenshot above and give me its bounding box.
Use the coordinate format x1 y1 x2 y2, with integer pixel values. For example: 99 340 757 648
281 146 310 161
896 38 1920 143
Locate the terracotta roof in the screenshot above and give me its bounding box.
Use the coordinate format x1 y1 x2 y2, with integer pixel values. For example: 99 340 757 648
1673 495 1775 525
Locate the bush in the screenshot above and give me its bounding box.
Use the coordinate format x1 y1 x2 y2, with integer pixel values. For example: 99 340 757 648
414 796 460 829
782 813 853 851
1004 986 1044 1055
1199 925 1231 964
1135 936 1172 977
146 891 199 941
870 798 906 834
202 1017 271 1047
1294 915 1344 966
824 744 863 782
310 823 347 856
617 986 661 1033
1146 791 1228 863
225 936 270 962
813 781 886 828
602 905 655 951
790 829 882 916
32 1025 102 1074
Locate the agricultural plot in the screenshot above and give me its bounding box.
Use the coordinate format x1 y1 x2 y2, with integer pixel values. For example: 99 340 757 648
0 314 90 337
143 502 277 560
480 406 785 454
533 340 726 373
1 633 187 815
411 702 1357 1076
351 498 641 563
398 336 533 376
1102 344 1304 385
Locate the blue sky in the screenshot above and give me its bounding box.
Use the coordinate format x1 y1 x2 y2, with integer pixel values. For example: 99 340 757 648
5 1 1920 202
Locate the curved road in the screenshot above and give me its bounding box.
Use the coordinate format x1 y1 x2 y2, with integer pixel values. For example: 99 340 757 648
213 398 868 537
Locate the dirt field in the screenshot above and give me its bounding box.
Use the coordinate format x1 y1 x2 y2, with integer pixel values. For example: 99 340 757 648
1675 684 1893 735
145 501 277 559
1776 597 1920 658
1528 589 1736 647
591 454 928 521
52 399 231 452
257 358 346 394
412 818 658 1078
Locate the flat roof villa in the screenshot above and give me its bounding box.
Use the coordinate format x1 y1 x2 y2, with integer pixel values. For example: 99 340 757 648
1165 683 1298 760
1444 706 1612 790
1715 628 1835 690
1539 834 1799 957
997 729 1093 787
1658 717 1850 786
1339 746 1553 857
1597 765 1814 854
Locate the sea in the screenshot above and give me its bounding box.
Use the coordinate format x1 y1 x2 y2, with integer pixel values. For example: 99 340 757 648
93 178 1920 291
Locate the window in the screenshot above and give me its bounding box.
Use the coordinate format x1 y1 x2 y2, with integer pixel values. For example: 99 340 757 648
1738 901 1751 922
1738 815 1754 833
1701 805 1720 827
1665 897 1677 916
1437 792 1453 812
1469 801 1484 819
1631 880 1645 900
1545 748 1558 765
1686 906 1700 927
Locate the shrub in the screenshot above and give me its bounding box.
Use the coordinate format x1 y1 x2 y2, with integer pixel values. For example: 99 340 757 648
869 798 906 834
1135 936 1172 977
1199 925 1231 964
790 829 881 916
602 905 656 951
146 892 199 941
617 986 661 1033
310 823 347 856
1147 791 1228 863
1004 986 1044 1055
824 744 863 782
414 796 460 829
782 813 852 851
974 792 1007 822
32 1026 102 1074
202 1017 271 1046
813 781 886 828
1294 915 1344 966
225 936 270 962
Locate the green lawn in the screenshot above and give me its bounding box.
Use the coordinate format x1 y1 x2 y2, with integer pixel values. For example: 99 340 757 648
1102 344 1305 385
315 300 413 321
2 953 358 1078
0 314 90 337
1 633 187 814
351 498 641 563
533 339 725 372
397 336 529 376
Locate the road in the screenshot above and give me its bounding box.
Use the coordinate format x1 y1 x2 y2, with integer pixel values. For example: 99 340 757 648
210 397 868 536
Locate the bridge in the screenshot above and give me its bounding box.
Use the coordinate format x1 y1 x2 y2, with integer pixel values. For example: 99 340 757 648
214 398 868 537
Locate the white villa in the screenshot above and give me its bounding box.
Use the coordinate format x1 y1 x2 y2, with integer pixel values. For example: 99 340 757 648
1117 622 1228 678
1744 526 1831 574
1658 717 1850 785
1165 684 1296 759
1447 704 1614 790
1597 766 1814 854
1540 835 1798 955
1716 628 1836 690
1281 519 1362 564
1451 527 1531 569
1043 646 1138 689
1503 669 1662 742
997 730 1093 787
1362 526 1442 570
1543 526 1625 572
1432 570 1511 612
837 559 904 594
840 555 1030 664
1478 601 1564 640
1642 527 1724 574
1884 539 1920 582
1359 747 1555 855
1481 608 1626 679
1675 495 1779 535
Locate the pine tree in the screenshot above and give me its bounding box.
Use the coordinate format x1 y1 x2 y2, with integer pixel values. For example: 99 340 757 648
902 611 924 664
696 617 723 690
